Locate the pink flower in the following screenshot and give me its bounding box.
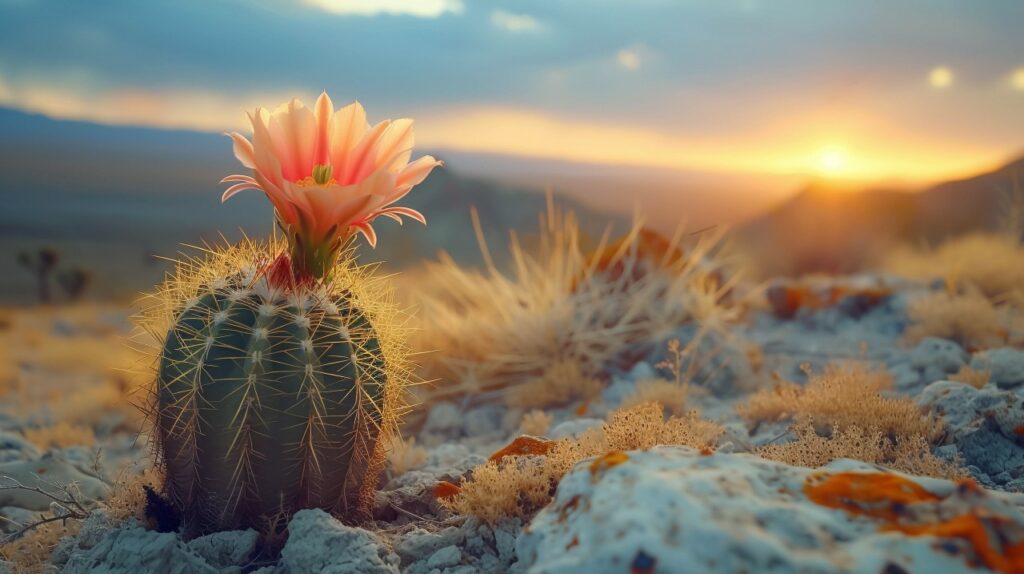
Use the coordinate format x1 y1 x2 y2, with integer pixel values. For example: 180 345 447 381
221 93 441 279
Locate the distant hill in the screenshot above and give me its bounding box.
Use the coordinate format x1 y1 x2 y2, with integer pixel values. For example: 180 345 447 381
739 157 1024 276
0 108 625 303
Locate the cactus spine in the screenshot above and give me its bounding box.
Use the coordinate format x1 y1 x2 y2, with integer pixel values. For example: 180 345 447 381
143 240 406 534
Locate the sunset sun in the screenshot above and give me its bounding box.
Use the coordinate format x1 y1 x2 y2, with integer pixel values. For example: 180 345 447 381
816 147 847 176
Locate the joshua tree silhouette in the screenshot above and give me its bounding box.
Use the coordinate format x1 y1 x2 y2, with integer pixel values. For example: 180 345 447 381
16 248 59 303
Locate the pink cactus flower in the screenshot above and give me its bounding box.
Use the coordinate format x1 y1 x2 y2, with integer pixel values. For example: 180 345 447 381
222 92 441 280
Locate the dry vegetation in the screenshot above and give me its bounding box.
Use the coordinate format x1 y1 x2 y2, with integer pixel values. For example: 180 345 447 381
22 423 96 450
741 365 961 479
758 421 965 480
441 402 723 522
620 378 690 415
410 200 740 408
904 291 1007 349
739 365 941 441
386 436 428 476
948 365 990 389
519 410 553 436
885 233 1024 350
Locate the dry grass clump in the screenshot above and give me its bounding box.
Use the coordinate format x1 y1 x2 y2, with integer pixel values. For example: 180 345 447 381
412 200 739 407
904 291 1007 349
620 378 690 415
0 469 161 572
504 359 603 409
884 233 1024 301
386 436 428 476
948 365 990 389
758 421 965 480
519 410 553 436
22 422 96 450
1 519 81 573
738 365 942 442
441 402 723 522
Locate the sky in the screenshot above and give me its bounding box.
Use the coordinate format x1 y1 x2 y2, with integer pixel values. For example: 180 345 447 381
1 0 1023 184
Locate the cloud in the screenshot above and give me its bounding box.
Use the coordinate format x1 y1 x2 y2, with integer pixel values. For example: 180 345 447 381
491 10 541 33
616 48 641 70
303 0 463 18
0 74 298 132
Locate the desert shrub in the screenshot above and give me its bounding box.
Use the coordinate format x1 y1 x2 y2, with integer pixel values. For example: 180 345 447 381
758 421 965 480
504 359 603 409
22 422 96 450
620 378 689 415
948 365 990 389
884 233 1024 302
441 402 723 522
386 436 428 476
904 291 1007 349
738 365 941 442
519 410 553 436
1 520 81 573
411 202 740 407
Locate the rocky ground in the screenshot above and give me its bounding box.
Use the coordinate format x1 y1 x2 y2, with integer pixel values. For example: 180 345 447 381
0 272 1023 573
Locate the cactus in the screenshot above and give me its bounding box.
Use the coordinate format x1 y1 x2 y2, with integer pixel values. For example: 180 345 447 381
143 241 408 534
140 93 438 535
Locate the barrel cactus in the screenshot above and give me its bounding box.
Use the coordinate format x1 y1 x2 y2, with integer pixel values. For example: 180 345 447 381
139 92 440 534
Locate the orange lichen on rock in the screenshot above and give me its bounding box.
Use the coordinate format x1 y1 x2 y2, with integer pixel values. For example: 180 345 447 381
804 472 940 521
766 283 891 319
489 435 554 463
433 481 462 500
806 472 1024 574
589 450 630 476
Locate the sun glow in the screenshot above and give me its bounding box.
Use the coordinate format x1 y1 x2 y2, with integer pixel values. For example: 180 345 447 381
817 148 847 176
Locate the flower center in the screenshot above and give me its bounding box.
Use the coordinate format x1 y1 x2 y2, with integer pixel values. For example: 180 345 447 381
296 164 335 187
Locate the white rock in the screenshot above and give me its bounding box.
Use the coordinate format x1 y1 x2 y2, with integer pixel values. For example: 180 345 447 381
61 521 217 574
186 529 258 570
970 348 1024 388
548 419 602 440
516 447 1024 574
425 544 461 569
277 509 399 574
0 456 108 510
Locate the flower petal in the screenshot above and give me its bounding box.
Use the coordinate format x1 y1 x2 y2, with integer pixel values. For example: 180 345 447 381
226 132 256 169
342 120 391 185
397 155 443 189
330 101 369 181
313 92 333 166
221 181 261 202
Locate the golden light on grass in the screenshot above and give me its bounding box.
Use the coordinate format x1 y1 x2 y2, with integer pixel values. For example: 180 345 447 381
929 66 954 89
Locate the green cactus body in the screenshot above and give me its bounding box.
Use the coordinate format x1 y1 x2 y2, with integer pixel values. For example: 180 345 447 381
155 272 391 534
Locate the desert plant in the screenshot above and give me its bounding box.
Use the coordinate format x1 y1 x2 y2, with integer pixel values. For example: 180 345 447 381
138 93 438 534
904 291 1007 349
442 402 723 522
56 268 91 301
16 248 59 304
414 198 741 407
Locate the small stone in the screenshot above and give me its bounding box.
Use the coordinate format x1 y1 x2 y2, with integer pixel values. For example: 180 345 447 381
971 348 1024 388
426 545 461 569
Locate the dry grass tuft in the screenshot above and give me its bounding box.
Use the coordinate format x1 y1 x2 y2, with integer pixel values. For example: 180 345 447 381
504 359 603 409
758 421 965 480
441 402 723 522
519 410 553 436
884 233 1024 302
620 378 690 416
22 423 96 450
1 520 81 573
904 291 1007 350
411 200 739 407
738 365 942 442
386 436 428 476
948 365 990 389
